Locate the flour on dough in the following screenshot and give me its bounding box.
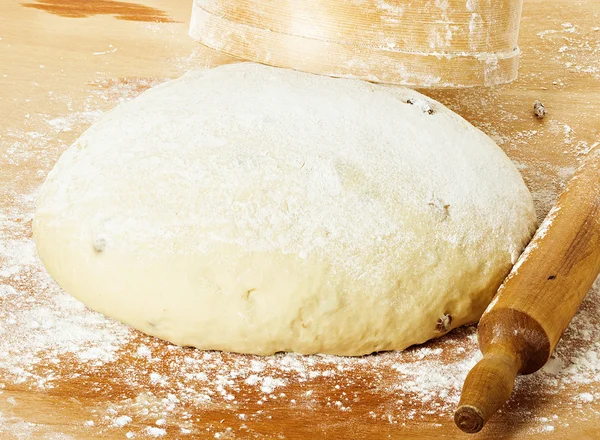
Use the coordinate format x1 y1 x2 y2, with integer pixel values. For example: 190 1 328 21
33 63 537 355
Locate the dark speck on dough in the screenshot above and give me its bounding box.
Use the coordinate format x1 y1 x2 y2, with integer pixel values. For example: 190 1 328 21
245 288 256 300
407 97 434 114
93 237 107 253
436 313 452 332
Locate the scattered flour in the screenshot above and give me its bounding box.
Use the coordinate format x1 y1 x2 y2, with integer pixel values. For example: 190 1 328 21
2 6 600 438
2 104 599 436
577 393 594 403
145 426 166 437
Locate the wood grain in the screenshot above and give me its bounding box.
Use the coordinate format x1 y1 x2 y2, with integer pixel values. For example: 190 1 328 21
22 0 177 22
1 0 600 439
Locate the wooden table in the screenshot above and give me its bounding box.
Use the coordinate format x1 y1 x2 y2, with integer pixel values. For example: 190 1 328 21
1 0 599 438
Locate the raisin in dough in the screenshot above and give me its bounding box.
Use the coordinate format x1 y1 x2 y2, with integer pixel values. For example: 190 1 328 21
33 63 537 355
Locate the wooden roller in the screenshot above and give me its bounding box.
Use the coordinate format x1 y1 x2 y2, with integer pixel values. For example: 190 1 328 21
189 0 524 87
455 144 600 433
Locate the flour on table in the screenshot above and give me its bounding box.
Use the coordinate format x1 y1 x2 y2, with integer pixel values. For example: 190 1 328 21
2 16 600 437
2 92 599 438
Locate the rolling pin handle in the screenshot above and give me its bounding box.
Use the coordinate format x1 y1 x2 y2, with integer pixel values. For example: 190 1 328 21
454 346 522 433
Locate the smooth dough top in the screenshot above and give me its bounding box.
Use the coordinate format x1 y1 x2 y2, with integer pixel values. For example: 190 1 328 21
34 63 537 355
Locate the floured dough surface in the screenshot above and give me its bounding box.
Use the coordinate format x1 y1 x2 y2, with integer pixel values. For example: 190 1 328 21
33 63 537 355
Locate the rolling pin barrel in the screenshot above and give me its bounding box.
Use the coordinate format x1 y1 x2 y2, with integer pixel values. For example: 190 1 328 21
455 145 600 433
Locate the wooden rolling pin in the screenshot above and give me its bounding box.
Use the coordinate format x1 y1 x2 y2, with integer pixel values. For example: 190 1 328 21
454 144 600 434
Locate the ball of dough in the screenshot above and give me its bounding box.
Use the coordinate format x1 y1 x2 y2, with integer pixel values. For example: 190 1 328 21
33 63 536 356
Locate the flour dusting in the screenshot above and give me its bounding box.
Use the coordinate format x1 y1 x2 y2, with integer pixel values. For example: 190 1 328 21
2 77 600 437
2 5 600 438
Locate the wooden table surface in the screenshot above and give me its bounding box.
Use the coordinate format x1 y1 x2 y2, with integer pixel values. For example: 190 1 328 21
1 0 600 439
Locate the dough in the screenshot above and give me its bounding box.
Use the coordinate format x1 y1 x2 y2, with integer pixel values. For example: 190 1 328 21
33 63 537 356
